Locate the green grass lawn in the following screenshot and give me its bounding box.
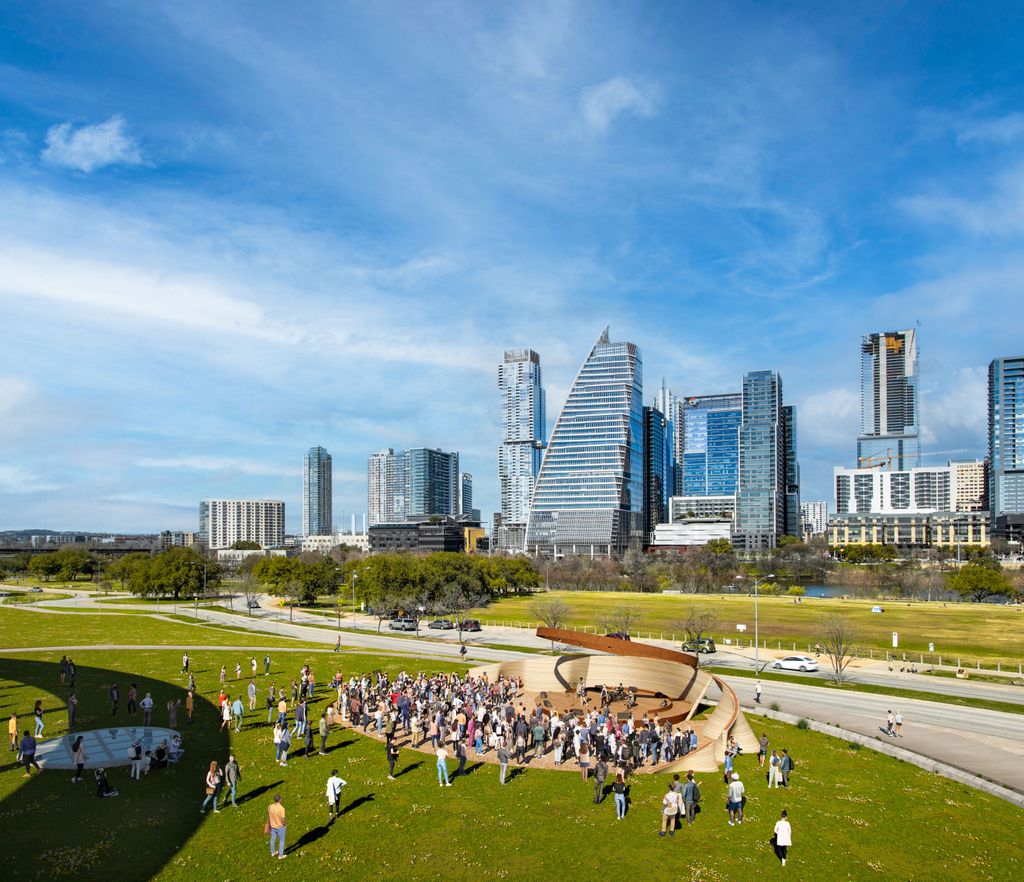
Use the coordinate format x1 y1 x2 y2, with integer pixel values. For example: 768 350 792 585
1 642 1021 881
0 607 324 649
472 591 1024 666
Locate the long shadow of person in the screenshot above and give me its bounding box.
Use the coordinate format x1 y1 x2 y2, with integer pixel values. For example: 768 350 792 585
235 780 284 806
286 825 330 853
394 761 423 778
337 793 375 817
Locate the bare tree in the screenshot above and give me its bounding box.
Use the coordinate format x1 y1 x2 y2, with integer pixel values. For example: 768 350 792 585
438 584 486 642
241 572 262 617
530 596 572 648
818 614 858 684
599 604 641 637
675 605 719 643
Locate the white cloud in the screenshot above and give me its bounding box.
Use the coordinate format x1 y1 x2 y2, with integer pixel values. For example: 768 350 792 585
954 111 1024 146
920 366 988 450
580 76 658 133
899 162 1024 237
41 115 142 172
136 456 294 477
797 387 860 451
0 465 60 493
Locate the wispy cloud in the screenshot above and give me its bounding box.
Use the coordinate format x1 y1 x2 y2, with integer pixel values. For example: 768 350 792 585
41 115 142 172
580 76 658 133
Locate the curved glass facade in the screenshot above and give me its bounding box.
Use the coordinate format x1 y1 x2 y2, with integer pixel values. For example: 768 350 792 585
526 328 643 556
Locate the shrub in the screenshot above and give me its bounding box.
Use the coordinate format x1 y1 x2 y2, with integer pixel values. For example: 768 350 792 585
796 718 809 730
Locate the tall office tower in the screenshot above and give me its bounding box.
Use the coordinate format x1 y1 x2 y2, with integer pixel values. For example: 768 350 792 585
406 448 459 518
736 370 786 550
526 328 643 557
302 446 333 536
989 357 1024 538
368 448 406 525
498 349 546 550
655 381 681 496
460 473 474 515
782 405 800 536
800 500 828 535
642 405 669 542
199 501 210 541
680 394 742 498
202 499 285 550
857 330 920 470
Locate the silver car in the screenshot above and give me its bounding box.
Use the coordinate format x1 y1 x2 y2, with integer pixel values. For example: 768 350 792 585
771 655 819 672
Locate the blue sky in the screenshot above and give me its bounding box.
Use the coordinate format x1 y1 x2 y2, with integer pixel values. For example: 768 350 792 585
2 1 1024 533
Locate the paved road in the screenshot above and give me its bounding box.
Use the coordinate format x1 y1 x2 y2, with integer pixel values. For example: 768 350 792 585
725 674 1024 794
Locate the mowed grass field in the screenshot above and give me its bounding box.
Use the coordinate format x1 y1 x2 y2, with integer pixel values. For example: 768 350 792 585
471 592 1024 666
0 607 324 650
1 639 1022 882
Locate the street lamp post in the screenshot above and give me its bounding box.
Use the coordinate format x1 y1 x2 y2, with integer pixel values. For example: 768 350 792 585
751 573 775 673
351 572 358 631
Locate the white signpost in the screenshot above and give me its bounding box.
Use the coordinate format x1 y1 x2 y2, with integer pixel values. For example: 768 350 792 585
736 624 747 632
892 631 899 649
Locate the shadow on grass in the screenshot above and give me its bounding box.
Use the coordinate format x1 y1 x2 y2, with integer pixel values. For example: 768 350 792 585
459 762 485 777
325 739 356 753
286 825 330 853
393 761 423 778
236 780 284 806
507 766 526 782
337 793 375 817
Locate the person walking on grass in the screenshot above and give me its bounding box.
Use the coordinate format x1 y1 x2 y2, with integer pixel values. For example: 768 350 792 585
33 700 45 737
267 794 287 859
235 662 241 681
682 771 700 826
200 761 222 814
660 781 681 836
60 655 68 685
768 750 782 788
612 770 627 819
727 772 745 826
8 713 18 752
67 658 76 688
277 725 291 767
780 749 793 787
109 683 119 716
141 692 154 727
387 739 399 779
182 652 189 674
773 809 792 866
251 657 257 678
220 696 232 732
67 693 78 730
19 731 41 777
219 666 226 686
71 735 87 783
127 683 137 715
593 757 608 804
436 744 451 787
266 686 276 723
248 680 257 712
758 732 768 768
185 690 194 725
224 754 241 808
304 723 315 759
263 655 271 676
232 695 245 733
326 769 347 824
497 741 510 785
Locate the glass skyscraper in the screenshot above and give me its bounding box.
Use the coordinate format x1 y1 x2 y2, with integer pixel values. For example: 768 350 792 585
680 394 742 496
857 330 920 470
642 404 670 541
303 446 333 536
736 370 790 550
367 447 458 525
497 349 546 549
989 356 1024 528
526 328 643 556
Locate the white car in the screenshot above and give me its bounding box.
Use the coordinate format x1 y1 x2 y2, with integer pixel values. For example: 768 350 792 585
771 655 819 672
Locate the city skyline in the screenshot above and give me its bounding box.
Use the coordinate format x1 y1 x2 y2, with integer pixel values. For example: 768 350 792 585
3 3 1024 532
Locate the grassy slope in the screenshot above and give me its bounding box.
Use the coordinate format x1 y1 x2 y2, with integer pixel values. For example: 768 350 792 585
472 592 1024 665
0 607 323 649
0 646 1021 882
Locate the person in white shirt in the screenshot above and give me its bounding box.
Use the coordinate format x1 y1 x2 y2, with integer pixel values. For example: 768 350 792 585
325 769 347 824
755 681 763 704
140 693 154 726
727 772 745 825
773 809 793 865
894 711 903 737
660 783 681 836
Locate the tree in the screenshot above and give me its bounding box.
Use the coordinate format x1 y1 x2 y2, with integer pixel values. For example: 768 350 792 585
948 562 1011 603
129 547 221 599
299 556 340 605
530 597 572 648
368 593 401 633
106 552 151 591
622 545 655 592
251 556 304 594
240 572 262 616
53 548 95 582
706 538 733 555
675 605 719 645
818 614 858 684
28 553 60 582
599 604 641 637
230 540 262 550
438 583 486 641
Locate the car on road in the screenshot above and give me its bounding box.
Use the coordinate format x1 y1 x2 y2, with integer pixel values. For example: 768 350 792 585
681 637 716 654
605 632 632 641
247 599 261 609
458 619 482 633
428 619 455 630
771 655 818 672
389 617 418 632
28 586 43 593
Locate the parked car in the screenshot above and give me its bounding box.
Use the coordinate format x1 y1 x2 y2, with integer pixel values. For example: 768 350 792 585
247 599 261 609
389 617 418 632
871 605 885 613
681 637 716 654
605 632 632 641
771 655 819 672
428 619 455 630
459 619 482 633
29 586 43 593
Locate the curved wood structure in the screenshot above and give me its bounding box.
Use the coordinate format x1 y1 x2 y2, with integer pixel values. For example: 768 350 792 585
469 628 758 774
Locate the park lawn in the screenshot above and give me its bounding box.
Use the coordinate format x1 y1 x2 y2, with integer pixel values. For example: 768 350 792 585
1 591 72 605
471 591 1024 666
1 647 1022 882
0 607 325 650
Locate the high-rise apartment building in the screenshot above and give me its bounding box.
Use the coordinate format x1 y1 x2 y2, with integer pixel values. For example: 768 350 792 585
736 370 795 550
857 330 920 470
952 460 987 512
800 500 828 535
201 499 285 550
302 446 332 537
367 447 459 525
642 405 670 542
832 462 988 515
782 405 801 536
989 357 1024 538
497 349 546 550
526 328 643 557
